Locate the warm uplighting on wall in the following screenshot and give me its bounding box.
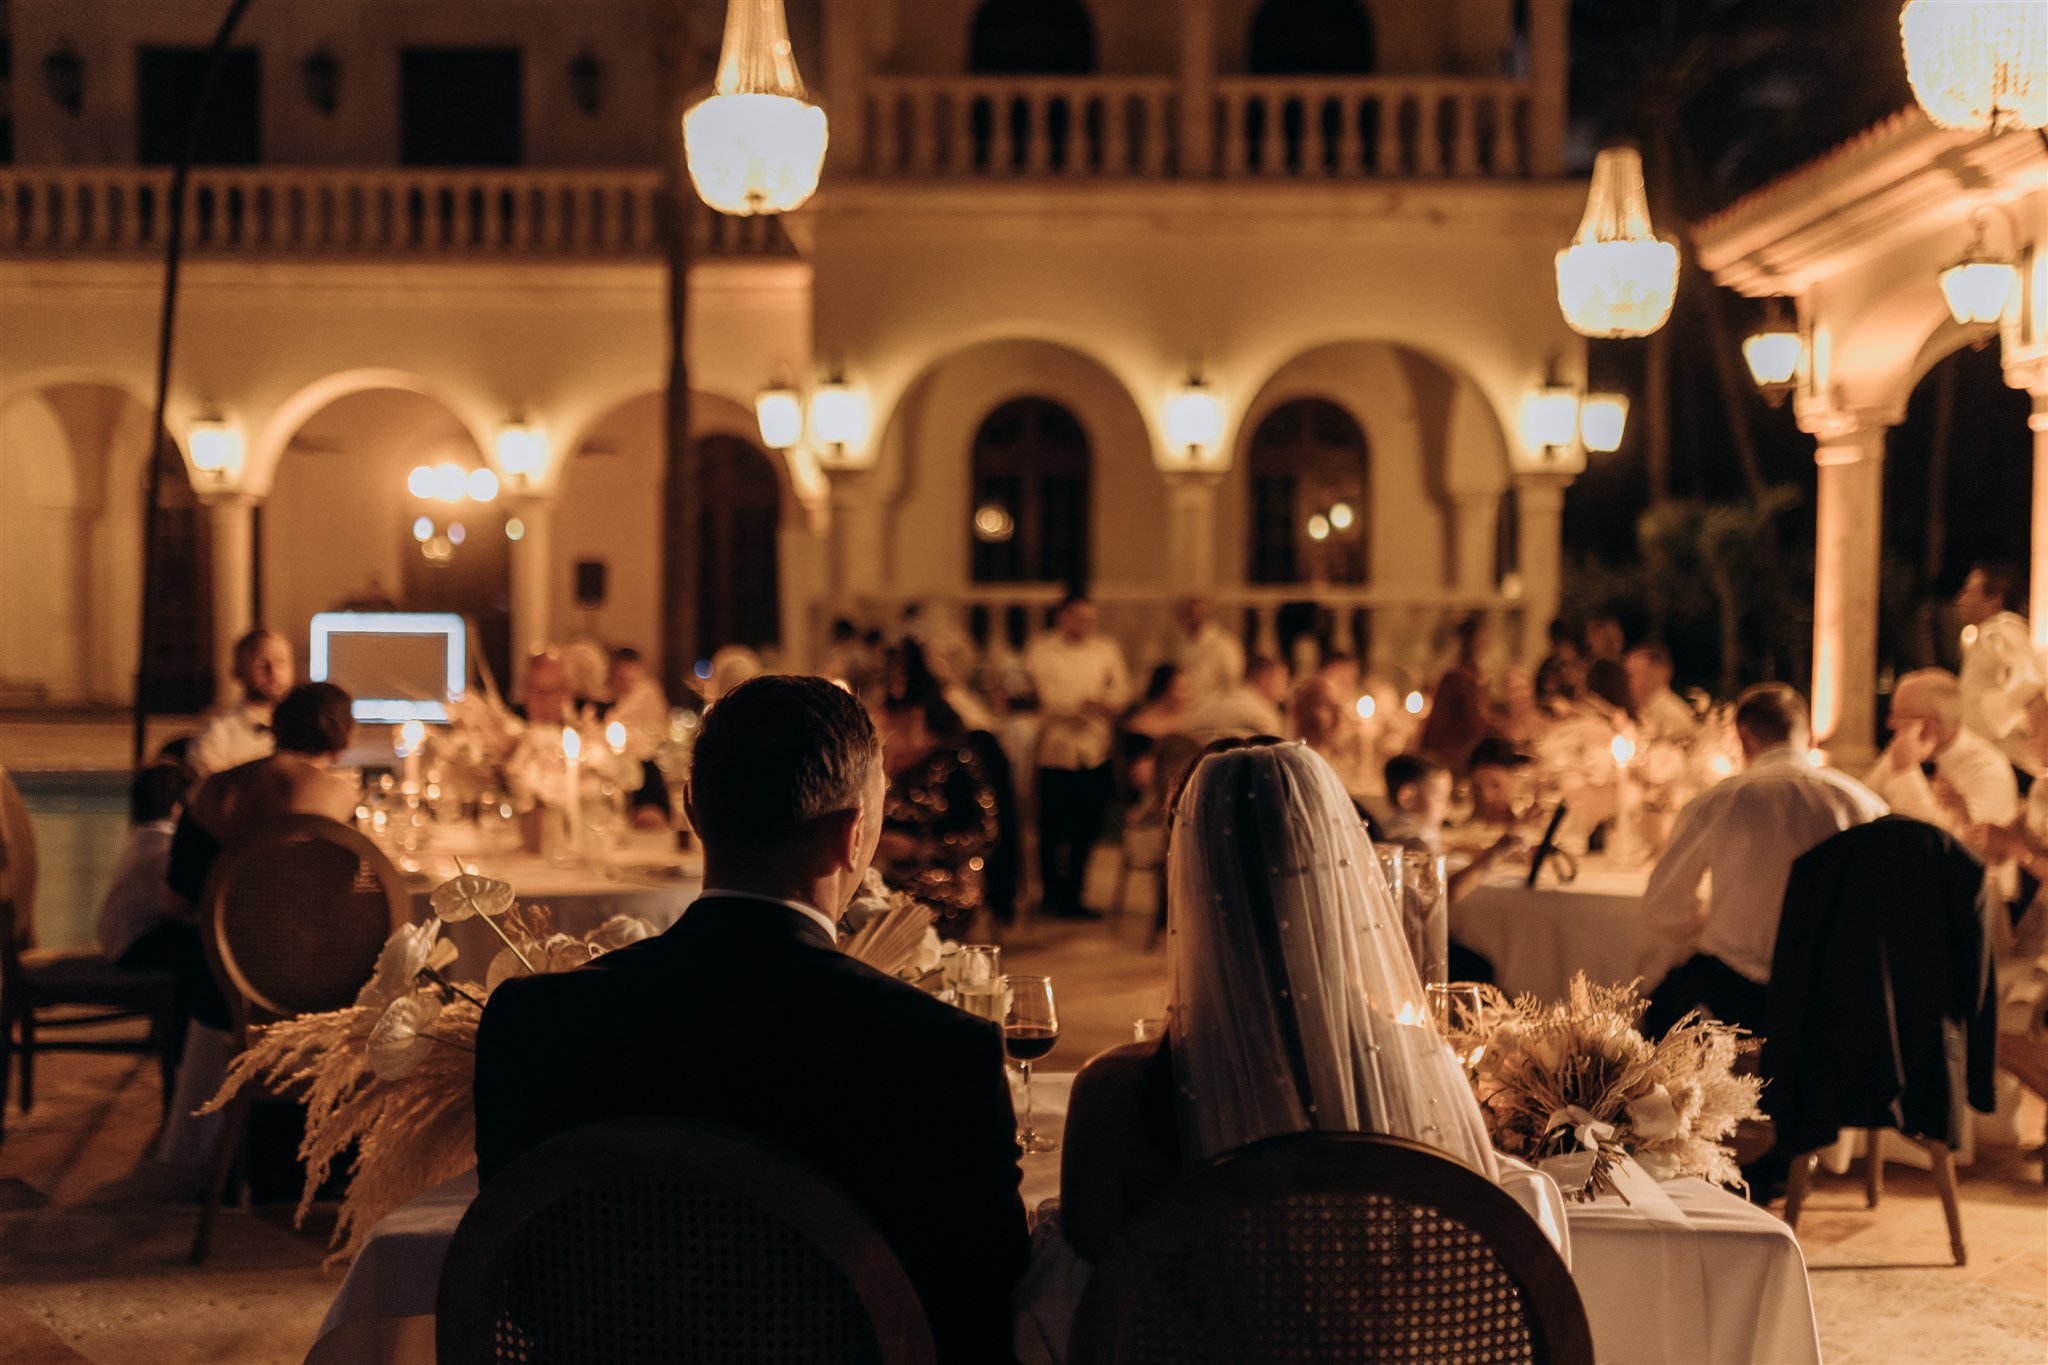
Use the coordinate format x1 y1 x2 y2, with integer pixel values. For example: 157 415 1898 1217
754 385 803 449
495 423 549 492
1578 394 1630 453
1520 383 1581 457
683 0 829 216
1164 379 1224 464
809 381 871 463
1900 0 2048 132
1742 297 1803 406
185 415 245 488
1556 145 1679 338
1939 215 2018 327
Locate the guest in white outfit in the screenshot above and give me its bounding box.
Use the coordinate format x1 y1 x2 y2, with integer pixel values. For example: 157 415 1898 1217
1173 597 1243 706
1025 593 1130 920
1625 642 1698 743
1180 656 1288 741
1641 683 1886 1036
1954 562 2046 778
605 646 670 756
1865 667 2017 895
187 629 293 779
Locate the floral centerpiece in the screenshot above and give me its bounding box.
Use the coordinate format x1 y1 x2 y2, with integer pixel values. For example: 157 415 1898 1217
1443 974 1764 1201
204 871 943 1264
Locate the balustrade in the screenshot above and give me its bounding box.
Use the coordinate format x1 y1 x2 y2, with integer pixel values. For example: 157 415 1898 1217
865 77 1179 178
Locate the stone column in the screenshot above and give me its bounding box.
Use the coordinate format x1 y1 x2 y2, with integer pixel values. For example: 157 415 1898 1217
1178 0 1217 176
1450 492 1499 598
206 495 256 704
1165 472 1222 592
1512 473 1569 663
507 498 554 677
1806 415 1888 768
828 475 890 619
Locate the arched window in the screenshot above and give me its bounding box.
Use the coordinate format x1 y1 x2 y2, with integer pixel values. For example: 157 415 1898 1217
696 435 783 651
1246 398 1369 586
970 398 1091 588
1248 0 1377 74
970 0 1097 74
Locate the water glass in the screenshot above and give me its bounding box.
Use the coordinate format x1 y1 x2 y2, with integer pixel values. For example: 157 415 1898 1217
955 945 1004 1023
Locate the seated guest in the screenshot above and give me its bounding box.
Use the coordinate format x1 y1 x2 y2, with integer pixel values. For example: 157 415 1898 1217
1059 742 1500 1264
103 762 230 1037
1625 643 1698 744
1418 615 1495 771
1582 615 1632 715
516 649 577 727
1864 668 2018 839
1289 675 1377 803
167 682 360 904
1123 664 1194 748
474 677 1027 1363
1491 665 1552 746
604 646 674 828
1534 617 1584 705
873 664 999 940
1640 683 1887 1036
1464 736 1536 830
1381 753 1521 979
189 629 294 779
1179 655 1288 741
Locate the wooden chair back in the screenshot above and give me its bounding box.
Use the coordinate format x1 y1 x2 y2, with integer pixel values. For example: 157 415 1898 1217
0 766 39 949
437 1119 937 1365
1071 1132 1593 1365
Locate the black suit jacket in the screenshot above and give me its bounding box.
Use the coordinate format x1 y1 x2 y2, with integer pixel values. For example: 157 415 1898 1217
474 895 1030 1364
1763 817 1999 1156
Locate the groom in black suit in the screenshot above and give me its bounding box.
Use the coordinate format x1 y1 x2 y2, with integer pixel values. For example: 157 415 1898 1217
475 675 1028 1363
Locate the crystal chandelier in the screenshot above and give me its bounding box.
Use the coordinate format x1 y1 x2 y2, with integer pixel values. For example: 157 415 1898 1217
1900 1 2048 132
683 0 829 216
1555 145 1680 339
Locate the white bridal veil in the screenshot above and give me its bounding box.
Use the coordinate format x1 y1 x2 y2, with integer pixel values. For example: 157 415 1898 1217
1167 742 1499 1179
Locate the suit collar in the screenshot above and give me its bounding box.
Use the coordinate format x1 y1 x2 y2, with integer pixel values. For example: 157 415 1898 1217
673 894 839 952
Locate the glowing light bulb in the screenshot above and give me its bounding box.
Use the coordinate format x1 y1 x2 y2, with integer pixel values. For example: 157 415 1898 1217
408 465 436 499
433 462 467 502
1306 514 1332 542
1328 502 1355 531
1404 691 1424 715
412 515 435 542
562 728 582 761
398 719 426 756
467 468 499 502
606 720 628 753
1610 734 1636 765
1356 694 1377 721
505 516 526 542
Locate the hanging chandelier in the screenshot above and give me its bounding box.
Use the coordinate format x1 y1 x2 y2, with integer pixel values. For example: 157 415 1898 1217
1555 145 1679 339
1900 1 2048 132
683 0 829 216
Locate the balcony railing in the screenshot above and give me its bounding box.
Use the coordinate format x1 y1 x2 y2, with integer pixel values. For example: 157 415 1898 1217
861 74 1534 180
0 167 795 258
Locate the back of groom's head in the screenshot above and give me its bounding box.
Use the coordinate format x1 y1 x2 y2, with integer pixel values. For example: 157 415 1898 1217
688 675 880 856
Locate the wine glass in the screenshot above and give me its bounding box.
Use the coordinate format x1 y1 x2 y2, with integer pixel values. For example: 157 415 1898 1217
1427 982 1486 1071
955 945 1004 1022
1004 975 1060 1155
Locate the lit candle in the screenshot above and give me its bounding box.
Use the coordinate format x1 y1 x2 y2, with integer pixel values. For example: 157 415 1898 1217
605 719 628 756
561 727 583 855
397 719 426 796
1610 733 1638 863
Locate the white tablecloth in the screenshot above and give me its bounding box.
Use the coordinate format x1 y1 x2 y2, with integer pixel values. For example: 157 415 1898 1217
306 1073 1818 1365
1453 861 1683 1001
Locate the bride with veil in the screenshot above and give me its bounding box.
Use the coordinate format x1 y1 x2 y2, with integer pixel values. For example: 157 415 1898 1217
1017 740 1562 1362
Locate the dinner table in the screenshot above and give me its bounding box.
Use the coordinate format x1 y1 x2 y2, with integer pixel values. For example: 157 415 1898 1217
1451 856 1684 1002
305 1073 1821 1365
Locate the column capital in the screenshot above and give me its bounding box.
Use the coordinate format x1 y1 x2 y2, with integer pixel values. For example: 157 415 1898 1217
1796 402 1894 447
198 489 260 512
2005 355 2048 408
1511 470 1572 509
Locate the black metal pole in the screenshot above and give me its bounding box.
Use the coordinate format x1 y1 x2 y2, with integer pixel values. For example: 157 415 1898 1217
131 0 255 769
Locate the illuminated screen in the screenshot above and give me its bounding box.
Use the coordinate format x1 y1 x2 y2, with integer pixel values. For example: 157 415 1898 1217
309 612 466 723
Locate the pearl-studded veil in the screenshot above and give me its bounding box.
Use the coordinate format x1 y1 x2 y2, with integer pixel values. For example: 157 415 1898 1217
1166 742 1498 1178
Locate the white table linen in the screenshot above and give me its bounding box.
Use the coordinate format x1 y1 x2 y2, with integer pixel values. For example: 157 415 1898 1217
1452 861 1676 1001
310 1072 1817 1365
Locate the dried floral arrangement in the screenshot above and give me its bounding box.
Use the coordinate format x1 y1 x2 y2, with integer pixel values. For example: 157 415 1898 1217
1442 974 1764 1200
204 871 942 1264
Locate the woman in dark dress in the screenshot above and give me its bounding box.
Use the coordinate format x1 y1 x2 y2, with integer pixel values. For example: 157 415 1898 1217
873 660 999 939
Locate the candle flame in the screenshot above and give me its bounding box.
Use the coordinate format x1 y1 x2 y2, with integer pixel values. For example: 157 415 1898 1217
561 728 581 761
605 720 628 752
398 719 426 755
1404 691 1424 715
1610 734 1636 764
1356 694 1376 720
1395 1001 1420 1026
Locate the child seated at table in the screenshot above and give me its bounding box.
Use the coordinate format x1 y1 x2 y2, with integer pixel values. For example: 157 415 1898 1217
1382 753 1524 982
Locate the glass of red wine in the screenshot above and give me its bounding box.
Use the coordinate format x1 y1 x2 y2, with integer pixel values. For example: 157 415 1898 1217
1003 974 1060 1155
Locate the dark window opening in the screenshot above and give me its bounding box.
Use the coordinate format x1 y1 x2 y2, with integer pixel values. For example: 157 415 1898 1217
697 435 783 652
969 0 1098 74
1246 398 1370 586
401 48 522 167
970 397 1091 589
137 47 261 165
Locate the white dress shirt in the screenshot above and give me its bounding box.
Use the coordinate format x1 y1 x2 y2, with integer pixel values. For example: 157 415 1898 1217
1960 611 2042 774
1864 725 2019 897
1181 686 1285 742
1025 633 1131 770
1641 746 1888 984
609 677 671 761
691 888 839 943
1636 687 1699 744
1177 622 1245 705
96 821 178 960
189 701 274 779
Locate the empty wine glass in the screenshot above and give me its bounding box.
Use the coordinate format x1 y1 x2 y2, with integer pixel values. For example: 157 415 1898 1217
1427 982 1486 1072
1004 975 1060 1155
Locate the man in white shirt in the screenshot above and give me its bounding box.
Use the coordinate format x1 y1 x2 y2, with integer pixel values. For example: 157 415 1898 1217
188 629 294 779
1174 597 1244 706
1024 594 1130 919
1954 562 2047 778
1182 656 1288 741
1625 642 1698 743
605 647 670 758
1640 682 1888 1036
1865 667 2018 896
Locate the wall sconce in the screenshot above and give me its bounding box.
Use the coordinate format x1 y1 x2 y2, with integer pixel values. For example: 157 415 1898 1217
755 385 803 450
1939 210 2018 330
186 415 245 488
1520 381 1580 458
568 50 605 117
495 422 550 493
43 43 85 116
300 47 341 115
1742 296 1803 405
1164 377 1224 465
1578 393 1629 453
809 380 871 463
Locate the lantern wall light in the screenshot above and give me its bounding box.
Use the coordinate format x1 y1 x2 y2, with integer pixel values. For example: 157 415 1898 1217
755 385 803 450
809 380 872 462
684 0 829 216
1556 144 1679 338
1164 378 1225 465
1743 297 1804 405
186 414 245 489
1578 394 1630 453
1520 382 1582 457
1939 211 2019 328
1900 0 2048 132
494 423 550 493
